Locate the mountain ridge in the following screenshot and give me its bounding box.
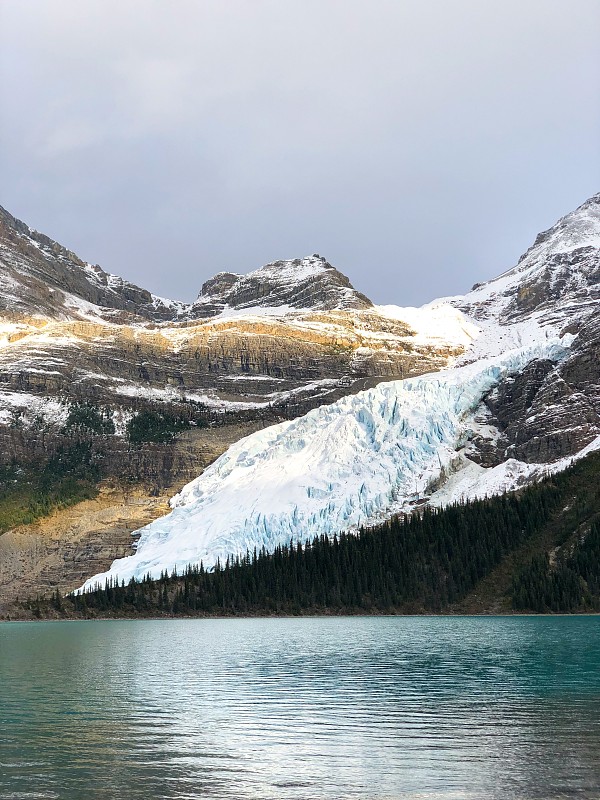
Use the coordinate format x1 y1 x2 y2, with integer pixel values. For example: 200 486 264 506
460 192 600 325
0 205 374 322
0 204 186 322
76 192 600 591
4 191 598 326
0 193 598 603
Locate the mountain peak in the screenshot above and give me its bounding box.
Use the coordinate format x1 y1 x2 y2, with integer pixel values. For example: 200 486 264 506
192 254 373 316
517 191 600 265
461 192 600 323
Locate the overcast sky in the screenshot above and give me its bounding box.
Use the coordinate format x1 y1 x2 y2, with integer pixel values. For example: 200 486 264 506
1 1 599 306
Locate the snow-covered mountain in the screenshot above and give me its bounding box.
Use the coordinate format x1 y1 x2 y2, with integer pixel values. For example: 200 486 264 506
0 202 486 605
0 208 369 323
0 205 473 427
191 254 373 316
79 194 600 590
461 192 600 326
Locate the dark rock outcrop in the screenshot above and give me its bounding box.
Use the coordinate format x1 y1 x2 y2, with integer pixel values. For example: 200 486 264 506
461 193 600 465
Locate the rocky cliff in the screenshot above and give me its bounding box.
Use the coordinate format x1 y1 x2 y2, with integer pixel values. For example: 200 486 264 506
191 254 373 316
456 192 600 467
0 205 187 322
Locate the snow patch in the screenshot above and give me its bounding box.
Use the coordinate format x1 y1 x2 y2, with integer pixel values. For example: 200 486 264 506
375 301 481 349
430 433 600 507
0 391 69 428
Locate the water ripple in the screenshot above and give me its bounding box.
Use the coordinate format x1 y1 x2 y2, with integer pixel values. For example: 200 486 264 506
1 617 599 799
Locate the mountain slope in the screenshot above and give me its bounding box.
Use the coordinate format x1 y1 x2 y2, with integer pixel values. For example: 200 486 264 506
0 204 481 604
78 193 600 591
79 339 573 589
451 192 600 466
64 449 600 618
461 192 600 325
0 205 186 322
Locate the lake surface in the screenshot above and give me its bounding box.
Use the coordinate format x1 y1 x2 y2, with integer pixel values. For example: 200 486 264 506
0 617 599 800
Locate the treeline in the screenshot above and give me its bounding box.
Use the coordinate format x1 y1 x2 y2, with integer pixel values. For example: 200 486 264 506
0 442 100 534
62 450 600 617
63 402 203 443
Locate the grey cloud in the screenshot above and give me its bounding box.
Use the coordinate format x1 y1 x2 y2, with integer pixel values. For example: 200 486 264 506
0 0 599 305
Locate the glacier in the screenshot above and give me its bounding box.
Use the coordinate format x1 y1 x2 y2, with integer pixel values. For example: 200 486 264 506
78 337 570 592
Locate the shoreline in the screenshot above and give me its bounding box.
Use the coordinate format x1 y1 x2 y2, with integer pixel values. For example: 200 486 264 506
3 611 600 623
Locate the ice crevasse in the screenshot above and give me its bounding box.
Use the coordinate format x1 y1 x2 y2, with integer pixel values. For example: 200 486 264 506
78 338 570 592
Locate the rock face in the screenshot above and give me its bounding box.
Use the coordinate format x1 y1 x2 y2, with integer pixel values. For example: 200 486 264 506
456 193 600 466
0 420 266 608
191 255 373 316
481 321 600 464
463 193 600 325
0 205 187 322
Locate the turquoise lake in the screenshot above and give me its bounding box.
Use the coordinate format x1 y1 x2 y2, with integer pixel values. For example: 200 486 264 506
1 617 599 799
